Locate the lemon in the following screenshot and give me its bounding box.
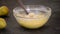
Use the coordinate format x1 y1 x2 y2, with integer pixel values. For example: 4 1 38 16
0 6 9 16
0 18 7 29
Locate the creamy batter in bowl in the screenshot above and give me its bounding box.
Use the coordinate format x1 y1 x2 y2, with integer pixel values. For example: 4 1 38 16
13 5 51 29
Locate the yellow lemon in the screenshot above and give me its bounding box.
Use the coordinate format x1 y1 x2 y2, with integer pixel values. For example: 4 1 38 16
0 18 7 29
0 6 9 16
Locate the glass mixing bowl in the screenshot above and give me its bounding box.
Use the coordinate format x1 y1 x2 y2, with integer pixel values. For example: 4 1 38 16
13 5 51 29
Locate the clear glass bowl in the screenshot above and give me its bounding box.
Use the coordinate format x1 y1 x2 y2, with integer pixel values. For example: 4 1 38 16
13 5 51 29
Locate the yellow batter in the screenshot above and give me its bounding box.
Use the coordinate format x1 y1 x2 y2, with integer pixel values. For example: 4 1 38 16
15 13 49 29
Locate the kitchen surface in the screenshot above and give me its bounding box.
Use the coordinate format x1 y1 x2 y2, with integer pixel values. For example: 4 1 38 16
0 0 60 34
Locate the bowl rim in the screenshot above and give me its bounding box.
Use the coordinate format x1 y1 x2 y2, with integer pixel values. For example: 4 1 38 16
13 5 51 19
